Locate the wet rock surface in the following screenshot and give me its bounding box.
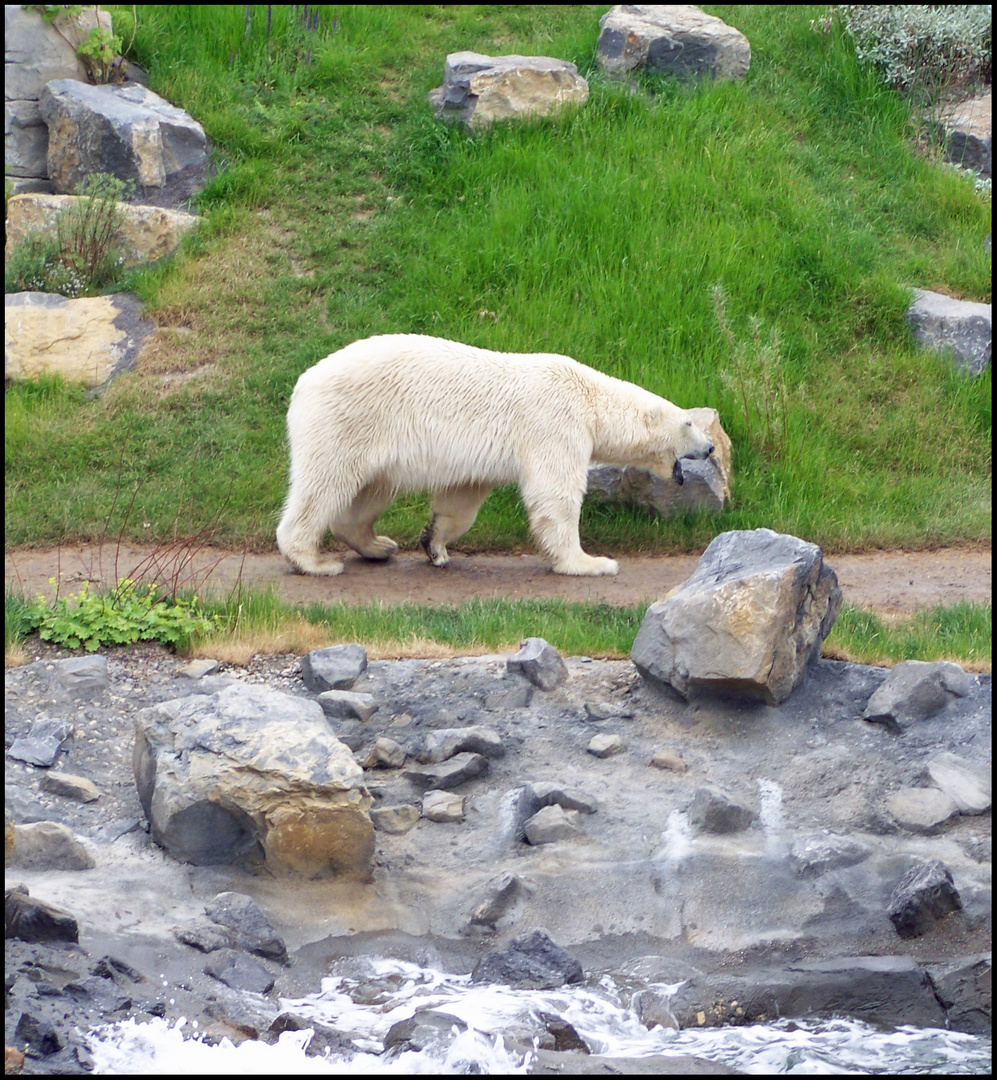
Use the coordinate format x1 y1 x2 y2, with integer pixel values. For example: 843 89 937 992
4 641 992 1068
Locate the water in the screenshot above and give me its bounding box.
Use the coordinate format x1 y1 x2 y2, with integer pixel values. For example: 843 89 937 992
86 957 991 1074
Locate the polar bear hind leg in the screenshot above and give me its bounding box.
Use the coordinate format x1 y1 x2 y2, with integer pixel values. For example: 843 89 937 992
421 484 492 567
332 482 399 561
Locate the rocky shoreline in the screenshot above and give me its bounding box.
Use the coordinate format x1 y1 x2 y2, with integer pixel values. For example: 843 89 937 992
5 639 992 1073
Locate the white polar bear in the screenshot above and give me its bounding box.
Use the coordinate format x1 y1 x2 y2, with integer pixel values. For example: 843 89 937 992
276 334 715 577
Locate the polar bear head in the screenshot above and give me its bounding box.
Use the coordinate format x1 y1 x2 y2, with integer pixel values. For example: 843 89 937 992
646 404 715 487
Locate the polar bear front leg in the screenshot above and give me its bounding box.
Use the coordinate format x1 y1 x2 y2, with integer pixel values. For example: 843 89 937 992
276 492 346 576
421 484 492 566
520 481 619 577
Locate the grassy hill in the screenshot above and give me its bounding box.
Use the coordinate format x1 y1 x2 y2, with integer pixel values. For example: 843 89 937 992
5 4 991 557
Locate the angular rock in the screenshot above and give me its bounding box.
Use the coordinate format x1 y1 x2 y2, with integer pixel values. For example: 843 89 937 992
650 749 688 772
471 929 583 989
467 873 534 933
173 922 235 954
203 949 275 995
906 289 991 376
925 752 991 814
317 689 379 722
6 718 73 767
362 736 406 769
370 804 421 835
8 821 95 871
429 52 588 130
204 892 288 964
524 804 580 845
633 988 680 1030
864 660 972 730
38 772 99 803
597 5 751 81
586 408 732 517
133 683 374 879
588 733 625 758
90 956 145 985
5 194 199 269
537 1012 590 1053
688 786 757 835
267 1012 357 1057
5 291 155 390
5 886 79 944
886 787 960 834
631 529 842 704
402 752 489 791
507 638 569 691
583 700 635 721
4 5 111 185
418 725 504 763
531 783 598 815
39 80 209 209
422 790 465 823
888 860 963 938
384 1010 467 1054
14 1011 64 1056
301 644 368 692
179 658 220 679
927 954 992 1035
788 835 872 878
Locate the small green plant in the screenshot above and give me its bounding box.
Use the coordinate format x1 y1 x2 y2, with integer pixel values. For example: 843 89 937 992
5 172 129 297
75 23 123 84
22 579 219 652
712 285 793 466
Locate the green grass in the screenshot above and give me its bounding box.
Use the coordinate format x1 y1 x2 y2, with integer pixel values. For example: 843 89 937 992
4 4 991 558
7 584 990 671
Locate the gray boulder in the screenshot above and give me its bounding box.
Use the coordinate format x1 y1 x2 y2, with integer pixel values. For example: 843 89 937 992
7 717 73 767
788 834 872 878
467 873 534 933
688 786 757 835
631 529 841 704
429 52 588 129
7 821 95 871
39 80 208 208
863 660 972 730
925 752 991 814
203 949 275 994
301 644 368 692
471 929 583 989
133 683 374 879
524 805 581 845
384 1010 467 1054
906 289 991 375
316 689 378 721
5 885 79 944
507 637 568 691
204 892 287 964
888 860 963 938
597 5 750 81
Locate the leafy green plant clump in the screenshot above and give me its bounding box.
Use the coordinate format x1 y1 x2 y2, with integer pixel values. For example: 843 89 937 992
22 579 218 652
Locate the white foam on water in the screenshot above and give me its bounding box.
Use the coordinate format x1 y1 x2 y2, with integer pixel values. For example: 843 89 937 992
757 777 787 859
87 958 992 1075
655 807 693 864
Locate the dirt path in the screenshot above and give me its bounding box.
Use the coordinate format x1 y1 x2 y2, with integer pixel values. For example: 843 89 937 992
4 542 991 614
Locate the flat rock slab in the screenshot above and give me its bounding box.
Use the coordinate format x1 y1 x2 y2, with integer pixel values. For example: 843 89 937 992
429 52 589 129
402 752 489 791
597 4 750 80
886 787 960 834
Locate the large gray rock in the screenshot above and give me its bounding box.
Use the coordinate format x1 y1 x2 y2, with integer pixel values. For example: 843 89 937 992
4 4 111 188
863 660 972 730
401 752 489 791
906 289 991 375
586 408 732 516
39 80 208 208
429 52 589 129
133 683 374 879
597 5 750 81
888 860 963 938
5 291 155 390
631 529 841 704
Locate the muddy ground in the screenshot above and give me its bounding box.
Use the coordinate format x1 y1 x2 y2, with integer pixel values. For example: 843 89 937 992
4 542 992 615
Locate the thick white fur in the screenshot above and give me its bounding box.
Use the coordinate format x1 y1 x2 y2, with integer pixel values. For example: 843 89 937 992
276 334 714 577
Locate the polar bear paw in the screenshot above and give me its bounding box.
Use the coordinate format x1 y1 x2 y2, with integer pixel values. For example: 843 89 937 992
552 554 619 577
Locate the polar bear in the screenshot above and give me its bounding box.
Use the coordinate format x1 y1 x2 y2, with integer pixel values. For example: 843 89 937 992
276 334 715 577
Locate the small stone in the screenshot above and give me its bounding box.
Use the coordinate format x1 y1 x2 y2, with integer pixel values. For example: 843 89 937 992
530 783 598 814
419 726 504 763
471 929 583 989
402 752 489 791
864 660 972 730
179 658 219 679
587 733 624 758
788 835 872 878
886 788 960 834
203 949 275 994
301 644 368 692
362 737 406 770
371 804 421 834
204 892 288 964
422 790 465 823
467 873 534 932
524 804 580 845
888 860 962 938
317 690 379 722
583 701 635 721
39 772 99 802
174 923 235 954
925 753 991 815
650 750 688 772
15 1012 64 1056
8 821 95 870
688 786 757 835
7 718 74 767
507 638 568 691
